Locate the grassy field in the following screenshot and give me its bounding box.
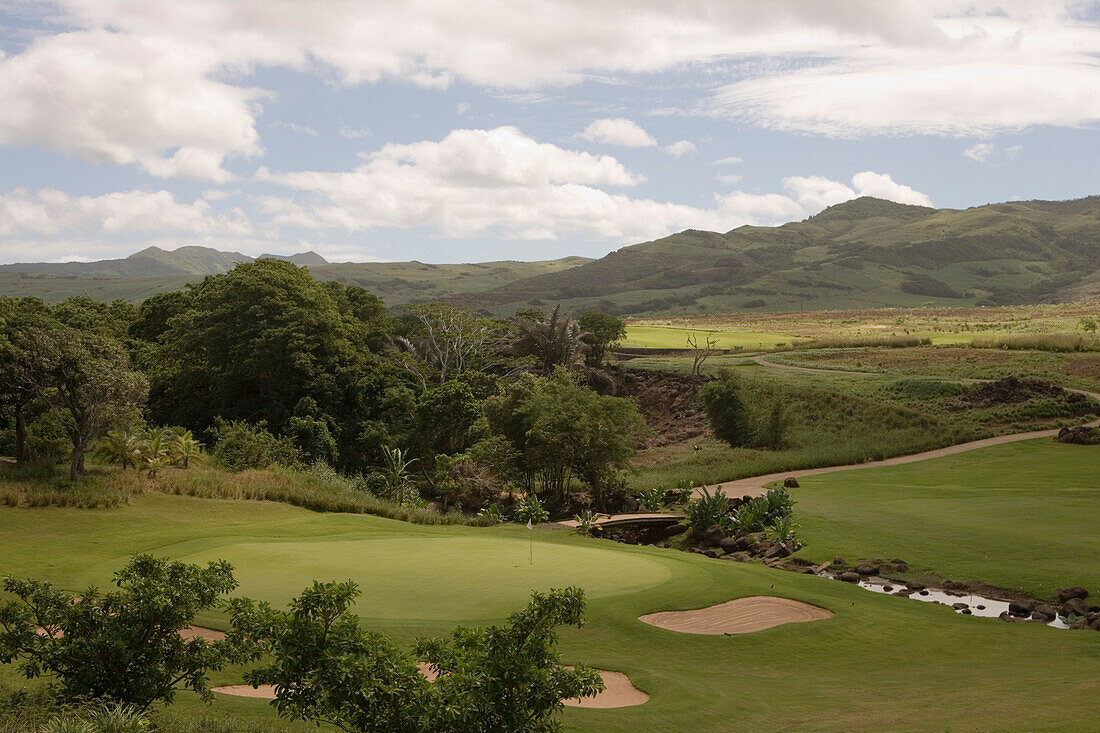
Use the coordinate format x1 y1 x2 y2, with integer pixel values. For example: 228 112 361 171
625 356 1099 491
787 439 1100 599
2 492 1099 731
621 324 793 349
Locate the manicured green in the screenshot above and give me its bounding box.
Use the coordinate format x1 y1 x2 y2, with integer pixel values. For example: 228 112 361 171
789 438 1100 599
2 492 1099 731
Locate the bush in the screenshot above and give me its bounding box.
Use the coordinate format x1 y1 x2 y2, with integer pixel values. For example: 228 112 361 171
970 333 1100 352
208 419 300 471
684 487 731 532
696 371 752 447
637 487 664 511
753 399 787 450
514 495 549 524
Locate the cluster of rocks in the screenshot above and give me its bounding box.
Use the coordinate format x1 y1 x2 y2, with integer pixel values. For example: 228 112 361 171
956 377 1070 407
1003 587 1099 630
1054 425 1100 445
686 523 806 570
828 556 910 583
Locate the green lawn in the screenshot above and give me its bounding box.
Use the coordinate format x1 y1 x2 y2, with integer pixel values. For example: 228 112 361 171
622 324 793 349
2 493 1099 731
789 439 1099 599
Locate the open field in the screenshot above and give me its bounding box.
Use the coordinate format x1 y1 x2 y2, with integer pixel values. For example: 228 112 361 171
785 438 1099 599
3 492 1100 731
621 324 794 349
627 300 1100 344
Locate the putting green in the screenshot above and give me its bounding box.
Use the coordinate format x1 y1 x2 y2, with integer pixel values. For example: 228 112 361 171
177 536 673 622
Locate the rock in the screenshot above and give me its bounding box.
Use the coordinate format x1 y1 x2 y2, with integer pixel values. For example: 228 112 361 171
1061 597 1091 618
895 589 913 596
918 590 930 596
975 605 985 610
1031 610 1055 623
1033 602 1057 617
855 563 877 576
1056 586 1089 603
905 582 926 591
623 496 640 512
815 561 832 574
833 557 847 567
732 552 753 563
1070 617 1090 630
703 549 718 558
838 571 861 583
1089 617 1100 631
764 544 791 560
951 602 969 610
960 608 972 615
783 477 800 488
895 563 909 573
1008 599 1039 617
664 523 688 538
883 585 894 592
718 536 741 552
872 557 886 565
878 564 894 575
699 524 726 547
943 581 968 592
890 558 906 565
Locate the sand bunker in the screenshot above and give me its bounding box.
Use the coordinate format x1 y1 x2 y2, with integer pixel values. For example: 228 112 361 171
562 669 648 709
639 595 833 635
214 665 646 709
180 626 226 641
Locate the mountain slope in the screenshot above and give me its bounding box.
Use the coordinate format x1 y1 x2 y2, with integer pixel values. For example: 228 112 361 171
450 196 1100 314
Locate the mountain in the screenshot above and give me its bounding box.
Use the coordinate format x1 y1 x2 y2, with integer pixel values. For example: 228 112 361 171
1 196 1097 312
447 196 1100 314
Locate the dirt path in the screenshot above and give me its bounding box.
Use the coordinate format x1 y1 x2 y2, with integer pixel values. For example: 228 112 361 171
639 596 833 635
695 356 1100 499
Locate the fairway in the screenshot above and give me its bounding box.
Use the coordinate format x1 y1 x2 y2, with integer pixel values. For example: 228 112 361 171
177 536 672 622
790 439 1100 597
622 324 793 349
3 492 1100 731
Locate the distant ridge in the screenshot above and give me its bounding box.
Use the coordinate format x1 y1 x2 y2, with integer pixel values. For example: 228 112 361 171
0 246 326 278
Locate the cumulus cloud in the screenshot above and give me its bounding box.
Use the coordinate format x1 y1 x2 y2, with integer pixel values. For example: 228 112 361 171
963 143 995 162
662 140 697 158
579 118 657 147
0 30 263 181
0 188 253 238
783 171 932 210
713 156 744 165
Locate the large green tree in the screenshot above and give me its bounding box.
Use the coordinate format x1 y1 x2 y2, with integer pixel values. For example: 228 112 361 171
229 582 602 733
0 298 54 463
578 310 626 368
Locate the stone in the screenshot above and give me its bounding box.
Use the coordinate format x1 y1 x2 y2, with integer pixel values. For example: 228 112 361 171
764 544 791 559
783 477 800 488
839 572 862 583
1070 617 1090 630
951 602 969 610
883 585 894 592
872 558 886 565
905 582 926 591
833 557 847 567
855 563 877 576
1031 610 1055 623
1056 586 1089 603
1008 599 1039 617
718 537 741 552
890 558 906 565
960 608 972 615
664 523 688 538
878 564 894 575
623 495 640 512
1033 603 1057 617
1061 597 1091 618
975 605 986 611
895 563 909 573
918 590 930 596
699 524 726 547
703 549 718 559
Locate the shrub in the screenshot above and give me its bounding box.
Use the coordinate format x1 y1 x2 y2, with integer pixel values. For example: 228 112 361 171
764 514 802 546
514 495 549 525
684 487 731 532
477 504 506 524
637 487 664 511
970 333 1100 352
208 420 300 471
753 399 787 450
573 509 600 534
696 371 752 447
0 555 257 711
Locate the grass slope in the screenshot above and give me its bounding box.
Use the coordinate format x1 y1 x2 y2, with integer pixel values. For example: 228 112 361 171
621 324 794 349
789 438 1100 598
1 493 1098 731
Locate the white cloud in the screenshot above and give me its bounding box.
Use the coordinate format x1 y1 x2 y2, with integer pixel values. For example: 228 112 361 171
579 118 657 147
0 188 253 238
0 30 263 181
662 140 697 158
339 124 373 139
269 121 318 136
713 156 743 165
964 143 995 162
783 171 932 210
716 173 744 185
455 102 470 115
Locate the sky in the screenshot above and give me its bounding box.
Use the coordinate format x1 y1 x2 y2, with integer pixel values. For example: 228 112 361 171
0 1 1098 265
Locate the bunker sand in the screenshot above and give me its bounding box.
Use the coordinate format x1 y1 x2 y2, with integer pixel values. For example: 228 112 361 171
639 595 833 635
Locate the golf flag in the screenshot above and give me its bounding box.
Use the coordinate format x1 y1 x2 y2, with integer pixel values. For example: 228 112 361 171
527 518 533 564
526 518 533 530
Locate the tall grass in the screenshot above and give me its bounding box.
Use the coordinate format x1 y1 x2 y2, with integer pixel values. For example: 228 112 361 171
156 463 488 526
0 463 136 509
788 334 932 350
970 333 1100 352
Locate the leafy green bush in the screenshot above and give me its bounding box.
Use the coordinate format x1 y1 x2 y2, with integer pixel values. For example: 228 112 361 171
208 419 300 471
514 495 549 524
637 487 664 511
696 371 752 447
886 379 965 399
684 487 732 532
573 509 600 534
477 504 506 524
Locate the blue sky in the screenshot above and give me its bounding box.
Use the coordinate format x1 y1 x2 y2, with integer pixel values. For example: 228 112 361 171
0 1 1098 264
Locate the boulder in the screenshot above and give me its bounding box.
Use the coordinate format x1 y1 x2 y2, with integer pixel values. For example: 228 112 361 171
664 523 688 538
703 549 718 558
975 605 986 611
895 563 909 573
622 495 640 512
1089 617 1100 631
699 524 726 547
764 544 791 560
718 536 741 552
1070 617 1090 630
839 572 862 583
855 563 877 576
1033 602 1057 617
1061 597 1091 618
883 585 894 592
878 564 894 575
918 590 930 596
960 608 972 615
1056 586 1089 603
833 556 848 567
905 582 926 591
783 477 800 488
951 602 969 610
1008 599 1039 617
1031 610 1055 623
872 558 886 565
890 558 906 565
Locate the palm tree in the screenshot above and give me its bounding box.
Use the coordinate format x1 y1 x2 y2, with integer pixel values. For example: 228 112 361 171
141 427 174 479
509 305 591 376
169 429 205 469
378 446 418 505
95 427 143 469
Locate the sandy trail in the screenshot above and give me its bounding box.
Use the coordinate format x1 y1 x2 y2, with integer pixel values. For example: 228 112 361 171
639 596 833 635
213 665 647 709
694 355 1100 499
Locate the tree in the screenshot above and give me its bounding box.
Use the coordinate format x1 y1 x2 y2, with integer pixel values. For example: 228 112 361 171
686 332 719 376
31 328 147 480
696 370 752 447
387 303 507 389
578 311 626 368
1080 316 1098 334
228 583 603 733
0 556 256 711
0 298 55 463
509 306 591 377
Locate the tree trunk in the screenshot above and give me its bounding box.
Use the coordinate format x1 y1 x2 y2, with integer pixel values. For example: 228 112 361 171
69 437 86 481
14 403 30 463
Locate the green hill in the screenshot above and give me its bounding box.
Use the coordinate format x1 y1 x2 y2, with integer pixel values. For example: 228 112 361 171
2 195 1097 312
452 196 1100 314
